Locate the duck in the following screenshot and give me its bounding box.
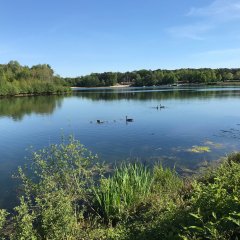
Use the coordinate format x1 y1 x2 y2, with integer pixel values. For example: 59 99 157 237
126 116 133 122
97 120 104 124
159 104 165 109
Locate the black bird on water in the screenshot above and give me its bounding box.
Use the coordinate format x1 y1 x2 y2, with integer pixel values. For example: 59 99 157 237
97 120 104 124
126 116 133 122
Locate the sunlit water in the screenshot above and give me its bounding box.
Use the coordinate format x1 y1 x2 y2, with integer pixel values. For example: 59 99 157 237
1 86 240 209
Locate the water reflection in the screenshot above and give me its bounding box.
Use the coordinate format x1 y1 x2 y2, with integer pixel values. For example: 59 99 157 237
73 87 240 101
0 95 64 121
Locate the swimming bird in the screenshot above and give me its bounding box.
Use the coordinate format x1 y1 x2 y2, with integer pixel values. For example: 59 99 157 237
159 104 165 109
97 120 104 124
126 116 133 122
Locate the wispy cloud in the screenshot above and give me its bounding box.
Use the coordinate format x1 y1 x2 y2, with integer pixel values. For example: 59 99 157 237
188 0 240 21
169 0 240 40
168 23 213 40
197 47 240 56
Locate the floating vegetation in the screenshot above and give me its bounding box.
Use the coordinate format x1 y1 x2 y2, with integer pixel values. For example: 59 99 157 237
172 140 223 154
172 145 211 153
187 145 211 153
204 140 223 148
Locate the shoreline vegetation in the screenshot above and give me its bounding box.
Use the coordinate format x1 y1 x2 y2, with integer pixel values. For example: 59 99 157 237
65 67 240 88
70 83 131 90
0 61 70 97
71 81 240 90
1 61 240 97
0 137 240 239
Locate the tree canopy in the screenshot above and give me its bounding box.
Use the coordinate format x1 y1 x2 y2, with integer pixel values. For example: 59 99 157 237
65 68 240 87
0 61 69 96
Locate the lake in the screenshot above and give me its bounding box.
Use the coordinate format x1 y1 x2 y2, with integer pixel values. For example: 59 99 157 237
1 86 240 209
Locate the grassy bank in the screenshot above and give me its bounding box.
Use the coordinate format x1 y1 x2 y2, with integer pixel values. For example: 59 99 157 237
0 138 240 239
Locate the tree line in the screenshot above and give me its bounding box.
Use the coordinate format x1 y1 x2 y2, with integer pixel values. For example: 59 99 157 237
0 61 69 96
65 68 240 87
1 61 240 95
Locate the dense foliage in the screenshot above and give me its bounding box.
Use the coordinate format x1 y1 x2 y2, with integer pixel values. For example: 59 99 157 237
1 61 240 92
65 68 240 87
0 138 240 239
0 61 69 96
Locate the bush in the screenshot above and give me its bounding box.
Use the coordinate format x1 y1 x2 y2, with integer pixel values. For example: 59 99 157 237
0 209 8 239
12 197 37 240
35 190 78 239
181 156 240 239
14 137 104 239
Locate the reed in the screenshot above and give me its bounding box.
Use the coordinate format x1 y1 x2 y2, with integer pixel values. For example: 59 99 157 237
93 163 153 223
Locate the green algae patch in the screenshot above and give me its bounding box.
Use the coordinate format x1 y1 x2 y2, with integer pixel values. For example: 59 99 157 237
172 145 212 153
204 140 223 148
187 145 211 153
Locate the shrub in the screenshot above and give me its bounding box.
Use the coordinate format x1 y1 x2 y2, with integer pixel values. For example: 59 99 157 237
35 190 78 239
181 156 240 239
14 137 104 239
0 209 8 239
12 197 37 240
152 164 183 195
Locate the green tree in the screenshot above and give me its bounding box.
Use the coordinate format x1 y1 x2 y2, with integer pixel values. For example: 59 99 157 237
234 71 240 80
222 72 234 80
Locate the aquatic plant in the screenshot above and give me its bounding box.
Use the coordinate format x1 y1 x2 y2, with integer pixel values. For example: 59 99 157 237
204 140 223 149
187 145 211 153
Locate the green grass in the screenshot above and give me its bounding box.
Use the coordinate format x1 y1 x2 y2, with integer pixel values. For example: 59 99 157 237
93 163 154 224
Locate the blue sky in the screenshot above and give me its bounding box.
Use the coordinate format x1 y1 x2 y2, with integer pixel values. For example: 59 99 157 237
0 0 240 76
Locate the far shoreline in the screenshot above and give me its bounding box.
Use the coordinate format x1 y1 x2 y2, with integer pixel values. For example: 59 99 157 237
71 81 240 90
1 82 240 99
71 84 131 89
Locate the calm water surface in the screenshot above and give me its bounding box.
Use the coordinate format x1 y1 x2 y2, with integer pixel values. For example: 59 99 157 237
1 86 240 208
